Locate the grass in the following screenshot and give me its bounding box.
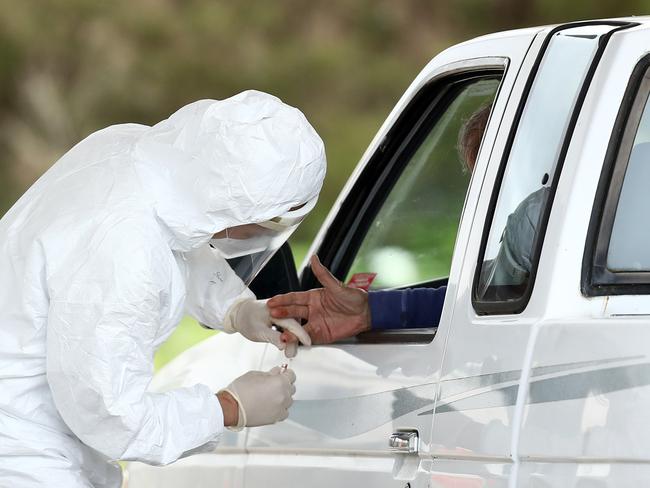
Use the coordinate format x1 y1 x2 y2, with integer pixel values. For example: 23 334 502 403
153 316 216 371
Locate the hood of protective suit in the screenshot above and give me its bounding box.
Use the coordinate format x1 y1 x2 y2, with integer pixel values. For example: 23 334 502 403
132 90 326 252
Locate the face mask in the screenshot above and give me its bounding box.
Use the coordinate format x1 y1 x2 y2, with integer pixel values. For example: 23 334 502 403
209 235 269 259
208 197 318 283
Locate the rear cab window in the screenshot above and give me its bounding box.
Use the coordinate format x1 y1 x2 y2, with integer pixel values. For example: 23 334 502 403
586 54 650 293
473 24 623 314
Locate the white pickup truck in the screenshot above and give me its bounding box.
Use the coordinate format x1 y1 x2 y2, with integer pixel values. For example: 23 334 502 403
127 18 650 487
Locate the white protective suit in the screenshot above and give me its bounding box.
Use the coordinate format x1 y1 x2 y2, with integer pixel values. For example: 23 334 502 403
0 90 326 487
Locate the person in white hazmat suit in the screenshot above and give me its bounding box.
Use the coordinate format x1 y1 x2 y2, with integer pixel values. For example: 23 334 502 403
0 90 325 487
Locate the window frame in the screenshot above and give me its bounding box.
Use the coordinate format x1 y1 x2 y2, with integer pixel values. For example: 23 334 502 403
472 21 635 315
300 63 507 344
583 53 650 296
302 65 506 294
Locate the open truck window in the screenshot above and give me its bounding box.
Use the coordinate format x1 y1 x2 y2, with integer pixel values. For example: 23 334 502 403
347 78 500 290
304 66 505 343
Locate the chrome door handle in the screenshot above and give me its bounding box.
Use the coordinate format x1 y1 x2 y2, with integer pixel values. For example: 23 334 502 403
389 430 419 453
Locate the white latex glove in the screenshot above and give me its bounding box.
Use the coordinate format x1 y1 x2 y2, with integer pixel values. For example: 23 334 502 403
220 367 297 429
223 298 311 358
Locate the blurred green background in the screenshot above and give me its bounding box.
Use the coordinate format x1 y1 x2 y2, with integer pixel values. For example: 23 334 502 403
0 0 647 368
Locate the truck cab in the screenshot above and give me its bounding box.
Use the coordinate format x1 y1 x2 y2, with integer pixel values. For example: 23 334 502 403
128 18 650 487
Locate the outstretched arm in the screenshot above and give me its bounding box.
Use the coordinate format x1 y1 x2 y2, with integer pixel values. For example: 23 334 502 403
268 255 371 344
268 256 448 345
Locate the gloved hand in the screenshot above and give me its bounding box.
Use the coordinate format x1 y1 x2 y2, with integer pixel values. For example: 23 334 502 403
220 367 297 429
223 298 311 358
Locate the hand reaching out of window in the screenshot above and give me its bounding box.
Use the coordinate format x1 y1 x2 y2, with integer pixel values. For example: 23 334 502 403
267 255 371 345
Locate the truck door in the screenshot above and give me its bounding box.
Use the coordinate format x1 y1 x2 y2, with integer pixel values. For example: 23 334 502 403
432 22 637 488
242 32 536 488
514 22 650 486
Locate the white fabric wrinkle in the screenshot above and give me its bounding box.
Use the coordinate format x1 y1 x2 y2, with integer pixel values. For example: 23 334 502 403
133 90 325 252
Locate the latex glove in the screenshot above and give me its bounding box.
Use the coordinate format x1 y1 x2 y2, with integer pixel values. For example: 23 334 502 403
224 298 311 358
220 367 297 429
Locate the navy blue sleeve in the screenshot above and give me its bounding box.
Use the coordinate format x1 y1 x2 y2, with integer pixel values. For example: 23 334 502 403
367 287 447 330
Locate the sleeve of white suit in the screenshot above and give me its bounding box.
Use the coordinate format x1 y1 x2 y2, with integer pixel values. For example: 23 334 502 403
182 244 255 329
45 219 225 465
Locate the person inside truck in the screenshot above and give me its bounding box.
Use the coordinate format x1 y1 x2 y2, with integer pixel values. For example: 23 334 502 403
476 184 549 300
269 102 546 344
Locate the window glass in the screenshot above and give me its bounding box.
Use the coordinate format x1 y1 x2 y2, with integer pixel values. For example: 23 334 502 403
607 88 650 271
347 77 501 289
475 27 611 305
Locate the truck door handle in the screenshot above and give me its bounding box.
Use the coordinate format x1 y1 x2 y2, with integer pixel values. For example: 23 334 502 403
389 430 419 453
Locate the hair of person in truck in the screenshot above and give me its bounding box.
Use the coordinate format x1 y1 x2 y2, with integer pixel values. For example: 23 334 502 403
457 102 493 173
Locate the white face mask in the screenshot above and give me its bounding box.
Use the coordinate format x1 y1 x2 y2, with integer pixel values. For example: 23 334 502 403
209 236 269 259
208 197 319 284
